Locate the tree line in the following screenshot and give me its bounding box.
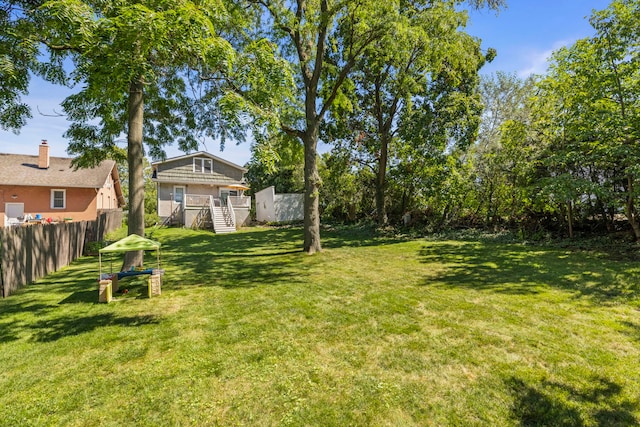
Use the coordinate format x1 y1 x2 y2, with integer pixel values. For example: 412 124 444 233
249 0 640 241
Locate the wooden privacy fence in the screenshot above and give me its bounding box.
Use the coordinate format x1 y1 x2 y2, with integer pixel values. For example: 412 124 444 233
0 210 123 298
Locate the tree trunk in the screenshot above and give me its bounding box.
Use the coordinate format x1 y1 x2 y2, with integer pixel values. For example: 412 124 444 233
122 79 145 269
302 128 322 254
567 200 574 239
625 175 640 240
375 135 389 225
485 181 494 225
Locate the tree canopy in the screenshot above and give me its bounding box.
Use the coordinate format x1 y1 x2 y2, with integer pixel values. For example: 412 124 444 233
34 0 236 266
8 0 640 244
232 0 504 251
0 0 41 131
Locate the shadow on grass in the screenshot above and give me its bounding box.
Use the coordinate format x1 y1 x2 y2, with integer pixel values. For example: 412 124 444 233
0 320 20 343
154 225 405 289
58 288 98 304
507 376 639 426
619 321 640 342
155 228 304 289
0 226 415 343
418 241 640 303
0 254 162 343
320 224 409 249
32 313 160 342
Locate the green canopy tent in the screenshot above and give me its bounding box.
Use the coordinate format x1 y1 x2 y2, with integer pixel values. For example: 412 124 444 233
99 234 161 278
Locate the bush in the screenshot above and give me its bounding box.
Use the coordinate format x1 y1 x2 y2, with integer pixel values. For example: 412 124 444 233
84 241 106 256
145 212 161 227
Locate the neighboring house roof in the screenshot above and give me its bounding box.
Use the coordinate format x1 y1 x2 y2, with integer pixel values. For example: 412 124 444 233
0 152 125 205
152 151 248 186
0 153 114 187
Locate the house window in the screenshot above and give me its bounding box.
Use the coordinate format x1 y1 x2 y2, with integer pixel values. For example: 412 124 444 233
220 189 238 204
51 189 66 209
193 157 213 173
173 186 185 204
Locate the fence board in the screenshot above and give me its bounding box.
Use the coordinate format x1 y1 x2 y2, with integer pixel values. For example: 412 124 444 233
0 210 123 298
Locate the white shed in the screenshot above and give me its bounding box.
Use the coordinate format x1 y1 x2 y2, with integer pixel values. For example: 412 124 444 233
255 186 304 223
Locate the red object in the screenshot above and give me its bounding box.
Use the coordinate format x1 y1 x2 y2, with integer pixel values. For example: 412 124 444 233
46 217 52 223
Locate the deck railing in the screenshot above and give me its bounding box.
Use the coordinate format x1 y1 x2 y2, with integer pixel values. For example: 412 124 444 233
185 194 251 209
185 194 210 207
225 196 236 229
228 196 251 208
209 195 217 227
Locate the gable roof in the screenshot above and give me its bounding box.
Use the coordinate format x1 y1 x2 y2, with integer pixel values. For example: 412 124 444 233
0 152 118 189
151 151 248 172
152 150 248 187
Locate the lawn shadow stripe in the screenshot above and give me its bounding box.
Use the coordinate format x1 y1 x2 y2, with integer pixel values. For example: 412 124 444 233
31 313 160 342
418 240 640 304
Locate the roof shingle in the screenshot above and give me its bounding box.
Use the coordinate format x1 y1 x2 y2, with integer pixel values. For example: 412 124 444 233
0 153 115 188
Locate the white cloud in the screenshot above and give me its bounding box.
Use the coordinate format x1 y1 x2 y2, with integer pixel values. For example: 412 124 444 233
517 38 576 77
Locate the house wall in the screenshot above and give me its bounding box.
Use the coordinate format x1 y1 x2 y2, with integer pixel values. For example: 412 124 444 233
214 161 244 181
0 184 98 226
255 186 276 222
274 193 304 222
184 207 204 228
157 183 173 219
235 207 251 227
96 172 120 210
157 182 222 219
255 186 303 223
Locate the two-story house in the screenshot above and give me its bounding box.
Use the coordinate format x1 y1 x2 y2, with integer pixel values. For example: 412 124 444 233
151 152 250 233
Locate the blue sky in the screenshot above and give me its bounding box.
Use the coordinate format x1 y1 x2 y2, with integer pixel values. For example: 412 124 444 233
467 1 610 77
0 0 612 165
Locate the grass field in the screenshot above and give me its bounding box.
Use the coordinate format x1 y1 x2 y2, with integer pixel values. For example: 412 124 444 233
1 226 639 426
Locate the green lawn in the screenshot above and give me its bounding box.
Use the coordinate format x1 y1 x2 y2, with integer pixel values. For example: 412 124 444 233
1 226 639 426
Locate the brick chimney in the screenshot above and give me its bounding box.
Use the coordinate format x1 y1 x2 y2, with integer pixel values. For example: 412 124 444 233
38 140 50 169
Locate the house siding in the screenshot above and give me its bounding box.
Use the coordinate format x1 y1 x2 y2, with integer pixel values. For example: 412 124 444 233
157 183 225 220
214 161 244 181
96 172 120 210
157 182 198 218
155 156 244 185
0 185 99 224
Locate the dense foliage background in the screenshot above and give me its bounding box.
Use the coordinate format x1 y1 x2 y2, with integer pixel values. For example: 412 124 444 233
3 0 639 242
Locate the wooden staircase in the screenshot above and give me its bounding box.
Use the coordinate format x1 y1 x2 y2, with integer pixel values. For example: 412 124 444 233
162 204 182 226
211 202 236 234
188 196 237 233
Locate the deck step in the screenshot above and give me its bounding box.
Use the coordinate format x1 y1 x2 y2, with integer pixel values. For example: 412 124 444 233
211 206 236 233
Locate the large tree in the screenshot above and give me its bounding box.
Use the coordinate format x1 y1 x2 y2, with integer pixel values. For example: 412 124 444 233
239 0 395 253
0 0 42 131
534 0 640 238
469 72 536 225
240 0 504 251
36 0 234 266
324 2 502 225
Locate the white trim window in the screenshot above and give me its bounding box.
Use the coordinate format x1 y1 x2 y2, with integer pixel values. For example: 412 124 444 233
51 189 66 209
173 186 185 204
193 157 213 173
